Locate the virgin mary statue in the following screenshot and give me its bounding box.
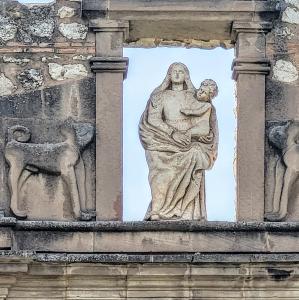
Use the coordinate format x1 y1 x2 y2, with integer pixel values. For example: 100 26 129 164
139 62 219 221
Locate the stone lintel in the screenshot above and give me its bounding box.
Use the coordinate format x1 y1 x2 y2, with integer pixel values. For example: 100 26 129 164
83 1 278 42
89 19 129 40
232 58 271 80
90 57 129 78
82 0 278 17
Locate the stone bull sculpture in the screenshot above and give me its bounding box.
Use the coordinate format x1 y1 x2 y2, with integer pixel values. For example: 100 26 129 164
265 120 299 221
4 118 95 221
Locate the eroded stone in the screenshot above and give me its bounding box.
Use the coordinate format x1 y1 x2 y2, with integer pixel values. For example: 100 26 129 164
265 121 299 221
282 7 299 24
273 60 298 83
48 63 88 81
58 6 75 18
41 55 60 62
0 74 16 96
285 0 299 10
2 56 30 65
72 55 93 61
29 19 55 38
17 69 44 90
0 16 17 42
4 120 95 220
58 23 88 40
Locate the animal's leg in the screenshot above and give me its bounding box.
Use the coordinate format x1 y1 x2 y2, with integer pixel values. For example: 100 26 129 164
8 161 27 219
277 167 297 220
61 166 81 219
272 159 285 213
76 158 87 211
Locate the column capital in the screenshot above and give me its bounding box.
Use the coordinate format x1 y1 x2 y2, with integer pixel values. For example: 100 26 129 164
231 21 273 40
90 57 129 78
232 58 271 80
89 19 130 40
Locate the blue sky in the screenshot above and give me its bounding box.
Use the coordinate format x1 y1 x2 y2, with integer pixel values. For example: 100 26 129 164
18 0 236 221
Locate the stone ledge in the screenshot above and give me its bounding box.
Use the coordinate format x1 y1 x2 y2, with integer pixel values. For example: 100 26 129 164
6 220 299 232
2 252 299 264
1 221 299 253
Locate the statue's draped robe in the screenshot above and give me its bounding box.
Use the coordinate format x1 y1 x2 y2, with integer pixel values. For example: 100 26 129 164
139 90 218 220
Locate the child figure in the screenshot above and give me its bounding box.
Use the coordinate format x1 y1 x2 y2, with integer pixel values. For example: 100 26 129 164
180 79 218 141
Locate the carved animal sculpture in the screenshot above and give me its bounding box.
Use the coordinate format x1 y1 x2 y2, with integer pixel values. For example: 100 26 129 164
265 121 299 221
4 119 95 220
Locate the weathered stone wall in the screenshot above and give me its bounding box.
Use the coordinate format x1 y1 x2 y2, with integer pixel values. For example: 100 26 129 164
0 0 96 220
265 0 299 221
1 256 299 299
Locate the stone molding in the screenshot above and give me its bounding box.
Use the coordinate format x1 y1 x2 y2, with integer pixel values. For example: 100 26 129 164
232 58 271 80
89 57 129 78
231 21 273 40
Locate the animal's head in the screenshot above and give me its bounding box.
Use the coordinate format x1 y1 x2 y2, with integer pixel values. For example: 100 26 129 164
268 120 299 150
60 118 94 150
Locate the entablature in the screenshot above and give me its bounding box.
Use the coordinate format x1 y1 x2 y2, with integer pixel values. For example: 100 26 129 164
82 0 279 42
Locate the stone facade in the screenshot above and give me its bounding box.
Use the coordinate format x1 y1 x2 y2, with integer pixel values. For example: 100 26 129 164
1 0 299 299
0 0 96 221
265 0 299 222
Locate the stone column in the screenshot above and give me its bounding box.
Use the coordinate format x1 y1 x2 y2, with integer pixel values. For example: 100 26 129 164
232 22 271 221
89 20 129 221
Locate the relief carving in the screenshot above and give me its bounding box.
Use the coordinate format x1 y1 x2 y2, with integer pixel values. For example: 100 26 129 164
265 120 299 221
4 118 95 220
139 63 218 221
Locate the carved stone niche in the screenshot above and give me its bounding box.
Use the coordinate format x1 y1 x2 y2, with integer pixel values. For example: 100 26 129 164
83 0 279 221
3 118 96 221
265 120 299 222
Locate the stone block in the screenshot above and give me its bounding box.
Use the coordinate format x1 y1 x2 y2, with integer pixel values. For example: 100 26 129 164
0 90 42 118
0 74 16 96
58 23 88 40
14 231 94 252
43 77 95 120
0 229 12 250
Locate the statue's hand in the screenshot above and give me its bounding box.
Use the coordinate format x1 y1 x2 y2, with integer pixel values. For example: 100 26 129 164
197 132 214 143
180 108 192 116
172 131 191 146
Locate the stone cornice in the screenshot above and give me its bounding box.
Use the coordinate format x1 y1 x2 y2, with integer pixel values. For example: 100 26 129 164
89 19 129 40
231 21 274 40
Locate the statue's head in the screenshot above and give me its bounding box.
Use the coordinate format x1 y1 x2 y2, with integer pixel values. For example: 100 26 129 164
169 63 188 85
197 79 219 102
151 62 196 95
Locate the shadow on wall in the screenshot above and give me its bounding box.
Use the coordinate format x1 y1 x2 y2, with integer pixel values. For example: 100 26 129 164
123 47 236 222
